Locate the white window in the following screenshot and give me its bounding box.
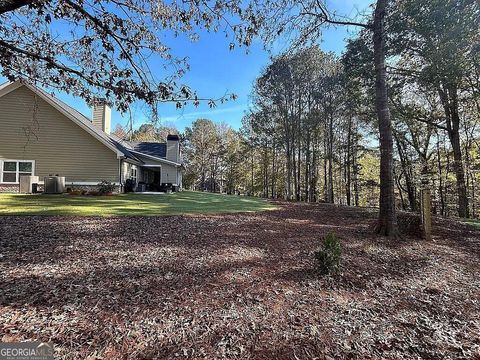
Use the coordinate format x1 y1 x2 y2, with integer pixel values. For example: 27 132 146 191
0 160 35 184
130 167 137 182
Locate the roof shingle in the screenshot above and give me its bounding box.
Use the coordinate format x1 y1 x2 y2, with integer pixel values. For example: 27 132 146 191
128 142 167 158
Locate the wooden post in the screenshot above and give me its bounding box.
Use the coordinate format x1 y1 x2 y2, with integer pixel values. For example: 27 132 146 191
421 188 432 241
420 165 432 240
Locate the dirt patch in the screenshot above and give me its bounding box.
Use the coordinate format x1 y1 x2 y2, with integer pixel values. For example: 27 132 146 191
1 202 479 359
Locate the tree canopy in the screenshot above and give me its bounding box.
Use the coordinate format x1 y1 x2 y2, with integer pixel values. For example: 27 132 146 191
0 0 251 111
175 0 480 228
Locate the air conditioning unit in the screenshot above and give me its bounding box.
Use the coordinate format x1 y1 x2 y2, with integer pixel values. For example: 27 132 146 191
44 176 65 194
19 175 39 193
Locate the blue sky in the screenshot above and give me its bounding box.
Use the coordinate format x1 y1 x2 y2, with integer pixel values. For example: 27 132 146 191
2 0 373 133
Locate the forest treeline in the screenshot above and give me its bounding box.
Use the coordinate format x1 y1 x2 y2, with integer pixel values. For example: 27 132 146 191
116 0 479 219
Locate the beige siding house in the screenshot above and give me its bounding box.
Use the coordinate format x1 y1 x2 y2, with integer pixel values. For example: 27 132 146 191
0 81 183 193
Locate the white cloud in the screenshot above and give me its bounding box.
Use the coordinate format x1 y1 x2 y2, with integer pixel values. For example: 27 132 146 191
160 104 247 123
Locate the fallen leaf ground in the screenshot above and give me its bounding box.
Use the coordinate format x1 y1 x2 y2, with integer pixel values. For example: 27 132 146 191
1 202 479 359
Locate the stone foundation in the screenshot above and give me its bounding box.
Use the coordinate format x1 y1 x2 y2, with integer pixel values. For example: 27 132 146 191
0 184 19 193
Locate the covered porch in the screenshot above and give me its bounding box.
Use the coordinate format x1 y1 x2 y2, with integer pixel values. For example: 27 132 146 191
140 165 162 192
122 153 182 193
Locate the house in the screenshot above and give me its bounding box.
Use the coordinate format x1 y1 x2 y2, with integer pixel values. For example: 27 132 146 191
0 81 183 193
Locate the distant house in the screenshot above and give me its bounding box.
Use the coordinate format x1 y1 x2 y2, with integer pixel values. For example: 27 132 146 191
0 81 183 192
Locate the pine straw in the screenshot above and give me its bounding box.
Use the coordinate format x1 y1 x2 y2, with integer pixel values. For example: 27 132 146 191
1 202 479 359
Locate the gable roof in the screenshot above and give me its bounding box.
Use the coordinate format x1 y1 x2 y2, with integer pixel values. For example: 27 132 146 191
0 81 182 166
128 142 167 158
0 81 12 93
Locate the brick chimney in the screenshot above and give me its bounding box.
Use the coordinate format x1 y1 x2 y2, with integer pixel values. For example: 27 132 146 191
92 99 111 135
166 134 180 163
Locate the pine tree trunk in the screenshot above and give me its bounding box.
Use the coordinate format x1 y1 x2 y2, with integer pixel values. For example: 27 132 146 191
297 139 301 201
250 147 254 195
450 129 469 218
353 127 360 207
394 134 416 211
327 113 334 203
346 117 352 206
353 158 359 206
438 84 469 218
323 120 328 202
271 141 276 198
373 0 398 236
285 124 292 200
292 140 297 200
436 134 446 216
464 137 475 217
395 171 406 210
305 132 311 201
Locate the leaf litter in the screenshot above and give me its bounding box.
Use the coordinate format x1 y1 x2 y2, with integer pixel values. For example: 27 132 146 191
0 202 479 359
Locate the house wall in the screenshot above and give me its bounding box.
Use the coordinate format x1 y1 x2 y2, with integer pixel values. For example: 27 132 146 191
122 161 143 183
0 86 119 189
161 163 180 185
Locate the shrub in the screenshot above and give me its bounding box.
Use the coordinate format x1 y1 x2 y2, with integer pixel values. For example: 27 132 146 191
314 232 342 275
68 187 83 195
98 180 116 195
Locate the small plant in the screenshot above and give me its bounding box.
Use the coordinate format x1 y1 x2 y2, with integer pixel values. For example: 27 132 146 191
68 187 83 195
314 232 342 275
98 180 116 195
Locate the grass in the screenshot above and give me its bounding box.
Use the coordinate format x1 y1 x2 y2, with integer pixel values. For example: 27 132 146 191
0 191 276 216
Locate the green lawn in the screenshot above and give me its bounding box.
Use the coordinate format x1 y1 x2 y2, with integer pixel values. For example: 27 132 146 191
0 191 276 216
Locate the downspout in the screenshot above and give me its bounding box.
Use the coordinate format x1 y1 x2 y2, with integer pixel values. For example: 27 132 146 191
118 158 123 193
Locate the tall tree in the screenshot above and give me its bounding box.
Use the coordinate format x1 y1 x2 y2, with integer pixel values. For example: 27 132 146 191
388 0 480 218
372 0 397 235
245 0 399 236
184 119 222 191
